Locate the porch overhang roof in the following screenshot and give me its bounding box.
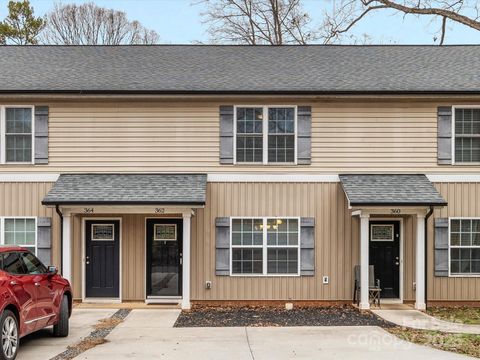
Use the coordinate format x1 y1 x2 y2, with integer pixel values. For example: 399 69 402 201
339 174 447 208
42 173 207 206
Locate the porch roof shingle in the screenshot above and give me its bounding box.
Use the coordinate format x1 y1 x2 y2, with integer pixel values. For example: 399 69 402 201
42 174 207 206
339 174 447 207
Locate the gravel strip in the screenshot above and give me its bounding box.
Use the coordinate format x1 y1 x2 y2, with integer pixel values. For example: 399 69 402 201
174 306 394 328
50 309 131 360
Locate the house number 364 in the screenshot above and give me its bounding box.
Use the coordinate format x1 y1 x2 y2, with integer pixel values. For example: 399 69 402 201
83 208 94 214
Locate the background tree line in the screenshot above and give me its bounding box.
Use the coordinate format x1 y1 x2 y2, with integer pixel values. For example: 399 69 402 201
1 0 479 45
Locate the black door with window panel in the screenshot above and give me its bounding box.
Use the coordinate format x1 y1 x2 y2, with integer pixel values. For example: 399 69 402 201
146 219 182 297
85 220 120 298
369 221 400 299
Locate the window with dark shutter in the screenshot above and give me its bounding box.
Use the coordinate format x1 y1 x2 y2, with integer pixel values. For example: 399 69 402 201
222 105 312 165
454 108 480 163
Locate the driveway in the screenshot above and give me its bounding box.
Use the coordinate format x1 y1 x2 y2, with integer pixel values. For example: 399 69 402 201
76 309 473 360
18 308 116 360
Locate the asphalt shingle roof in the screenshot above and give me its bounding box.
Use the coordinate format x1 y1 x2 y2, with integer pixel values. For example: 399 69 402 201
1 45 480 94
42 174 207 205
339 174 447 207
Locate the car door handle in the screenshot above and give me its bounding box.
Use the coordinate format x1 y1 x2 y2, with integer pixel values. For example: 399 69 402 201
9 280 18 286
34 282 41 287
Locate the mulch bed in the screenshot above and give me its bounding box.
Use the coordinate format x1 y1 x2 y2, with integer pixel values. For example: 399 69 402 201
174 305 394 328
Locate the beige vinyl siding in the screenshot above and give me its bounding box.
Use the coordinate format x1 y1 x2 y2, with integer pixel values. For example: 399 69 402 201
191 182 360 301
0 182 60 267
1 182 479 302
0 98 479 173
429 183 480 301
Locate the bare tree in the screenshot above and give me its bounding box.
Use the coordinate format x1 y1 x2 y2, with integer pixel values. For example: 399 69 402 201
321 0 480 45
41 2 159 45
200 0 318 44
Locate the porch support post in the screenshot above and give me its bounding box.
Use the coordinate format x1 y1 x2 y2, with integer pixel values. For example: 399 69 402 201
360 213 370 310
62 214 72 282
182 213 191 310
415 213 426 310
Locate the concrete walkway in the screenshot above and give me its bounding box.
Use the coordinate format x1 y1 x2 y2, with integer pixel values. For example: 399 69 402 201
18 308 116 360
76 309 473 360
373 310 480 334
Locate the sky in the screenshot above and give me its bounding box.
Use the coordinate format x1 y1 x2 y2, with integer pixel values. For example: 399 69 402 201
2 0 480 44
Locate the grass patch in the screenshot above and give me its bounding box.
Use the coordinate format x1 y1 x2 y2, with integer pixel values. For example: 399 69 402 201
427 307 480 325
388 327 480 358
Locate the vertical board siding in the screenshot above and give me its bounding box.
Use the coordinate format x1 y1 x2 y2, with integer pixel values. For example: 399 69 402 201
2 182 480 302
191 182 360 301
429 183 480 301
0 182 60 268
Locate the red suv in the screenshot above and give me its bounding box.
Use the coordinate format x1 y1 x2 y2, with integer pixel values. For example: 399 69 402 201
0 247 72 360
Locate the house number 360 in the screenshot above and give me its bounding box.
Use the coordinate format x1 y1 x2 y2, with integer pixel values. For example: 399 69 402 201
390 209 401 214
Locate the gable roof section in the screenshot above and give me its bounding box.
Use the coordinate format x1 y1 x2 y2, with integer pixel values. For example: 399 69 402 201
0 45 479 94
339 174 447 207
42 174 207 206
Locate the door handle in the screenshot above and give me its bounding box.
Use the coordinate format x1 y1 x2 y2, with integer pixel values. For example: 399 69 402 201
395 262 400 266
9 280 18 286
34 282 41 287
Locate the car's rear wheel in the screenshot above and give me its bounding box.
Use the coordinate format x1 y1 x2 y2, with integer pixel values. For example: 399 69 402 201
53 295 69 337
0 310 18 360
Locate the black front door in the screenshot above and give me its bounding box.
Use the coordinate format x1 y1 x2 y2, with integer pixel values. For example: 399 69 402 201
146 219 182 297
369 220 400 299
85 220 120 298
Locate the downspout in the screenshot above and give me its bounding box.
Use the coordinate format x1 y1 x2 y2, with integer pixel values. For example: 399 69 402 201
424 206 434 309
55 205 63 272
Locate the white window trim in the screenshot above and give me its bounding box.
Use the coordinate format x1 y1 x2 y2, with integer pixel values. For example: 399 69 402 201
451 105 480 166
233 105 298 165
448 217 480 277
0 217 38 254
0 105 35 165
229 216 301 277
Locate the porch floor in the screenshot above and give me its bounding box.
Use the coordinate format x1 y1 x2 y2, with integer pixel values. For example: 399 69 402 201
73 301 181 310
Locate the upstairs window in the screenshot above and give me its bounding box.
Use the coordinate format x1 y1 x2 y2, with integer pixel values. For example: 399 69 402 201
454 108 480 163
235 106 296 164
236 107 263 163
1 106 34 164
268 107 295 163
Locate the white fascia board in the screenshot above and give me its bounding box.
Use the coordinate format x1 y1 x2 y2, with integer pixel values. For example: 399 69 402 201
0 173 59 182
207 174 340 182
